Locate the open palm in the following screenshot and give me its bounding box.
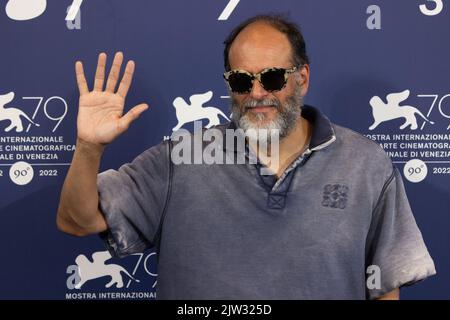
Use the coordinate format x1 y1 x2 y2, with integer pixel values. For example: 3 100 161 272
75 52 148 145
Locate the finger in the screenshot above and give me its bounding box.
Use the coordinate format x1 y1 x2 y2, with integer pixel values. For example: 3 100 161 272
117 103 149 133
75 61 89 95
117 60 135 98
105 52 124 93
93 52 107 91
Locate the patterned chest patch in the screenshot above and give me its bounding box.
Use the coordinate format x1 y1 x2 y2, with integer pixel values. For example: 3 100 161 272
322 184 349 209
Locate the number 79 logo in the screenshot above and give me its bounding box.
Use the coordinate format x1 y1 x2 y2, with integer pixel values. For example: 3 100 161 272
5 0 83 21
66 0 83 21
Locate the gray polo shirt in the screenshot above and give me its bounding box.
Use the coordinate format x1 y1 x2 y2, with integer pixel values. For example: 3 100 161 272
97 105 435 299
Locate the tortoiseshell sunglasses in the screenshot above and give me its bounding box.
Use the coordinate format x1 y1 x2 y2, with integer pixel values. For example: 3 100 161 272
223 66 298 94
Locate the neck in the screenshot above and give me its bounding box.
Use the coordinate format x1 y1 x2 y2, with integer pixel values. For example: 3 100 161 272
280 116 311 157
253 116 311 178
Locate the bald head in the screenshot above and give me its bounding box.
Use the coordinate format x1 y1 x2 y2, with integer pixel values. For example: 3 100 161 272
228 22 293 71
223 15 309 71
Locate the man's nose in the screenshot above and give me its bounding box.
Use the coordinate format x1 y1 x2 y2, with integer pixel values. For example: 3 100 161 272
249 79 269 100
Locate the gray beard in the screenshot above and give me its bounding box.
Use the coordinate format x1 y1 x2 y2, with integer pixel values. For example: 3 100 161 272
230 86 304 141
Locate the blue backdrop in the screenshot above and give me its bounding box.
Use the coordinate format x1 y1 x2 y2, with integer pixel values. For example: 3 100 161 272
0 0 448 299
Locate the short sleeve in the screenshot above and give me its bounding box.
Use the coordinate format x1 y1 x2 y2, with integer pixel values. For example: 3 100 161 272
365 166 436 299
97 141 170 258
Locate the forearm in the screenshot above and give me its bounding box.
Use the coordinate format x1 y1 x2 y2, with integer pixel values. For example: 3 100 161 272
57 139 107 235
58 52 146 236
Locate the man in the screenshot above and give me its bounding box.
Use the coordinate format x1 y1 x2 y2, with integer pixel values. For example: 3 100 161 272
57 15 435 299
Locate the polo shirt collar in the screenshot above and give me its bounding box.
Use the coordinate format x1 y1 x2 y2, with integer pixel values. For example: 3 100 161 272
301 105 336 151
222 105 336 152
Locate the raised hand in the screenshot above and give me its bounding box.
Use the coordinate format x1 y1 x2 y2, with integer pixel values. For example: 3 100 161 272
75 52 148 146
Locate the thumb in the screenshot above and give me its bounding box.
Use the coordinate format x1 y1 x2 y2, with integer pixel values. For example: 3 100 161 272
117 103 149 133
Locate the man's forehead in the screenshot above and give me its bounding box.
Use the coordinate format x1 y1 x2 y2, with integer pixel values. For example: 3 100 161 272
228 22 292 70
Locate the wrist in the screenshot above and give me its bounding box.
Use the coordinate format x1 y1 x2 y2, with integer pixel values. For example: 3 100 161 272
76 138 105 156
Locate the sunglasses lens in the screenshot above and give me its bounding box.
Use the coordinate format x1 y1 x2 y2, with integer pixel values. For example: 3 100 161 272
260 69 287 92
228 72 253 93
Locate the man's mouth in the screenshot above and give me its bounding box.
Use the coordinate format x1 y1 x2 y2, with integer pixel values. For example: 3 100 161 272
246 105 276 113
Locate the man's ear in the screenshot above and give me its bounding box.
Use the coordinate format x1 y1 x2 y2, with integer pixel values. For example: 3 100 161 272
298 65 310 95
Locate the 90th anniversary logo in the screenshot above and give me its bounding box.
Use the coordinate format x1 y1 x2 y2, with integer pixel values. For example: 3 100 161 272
365 90 450 183
0 91 75 185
